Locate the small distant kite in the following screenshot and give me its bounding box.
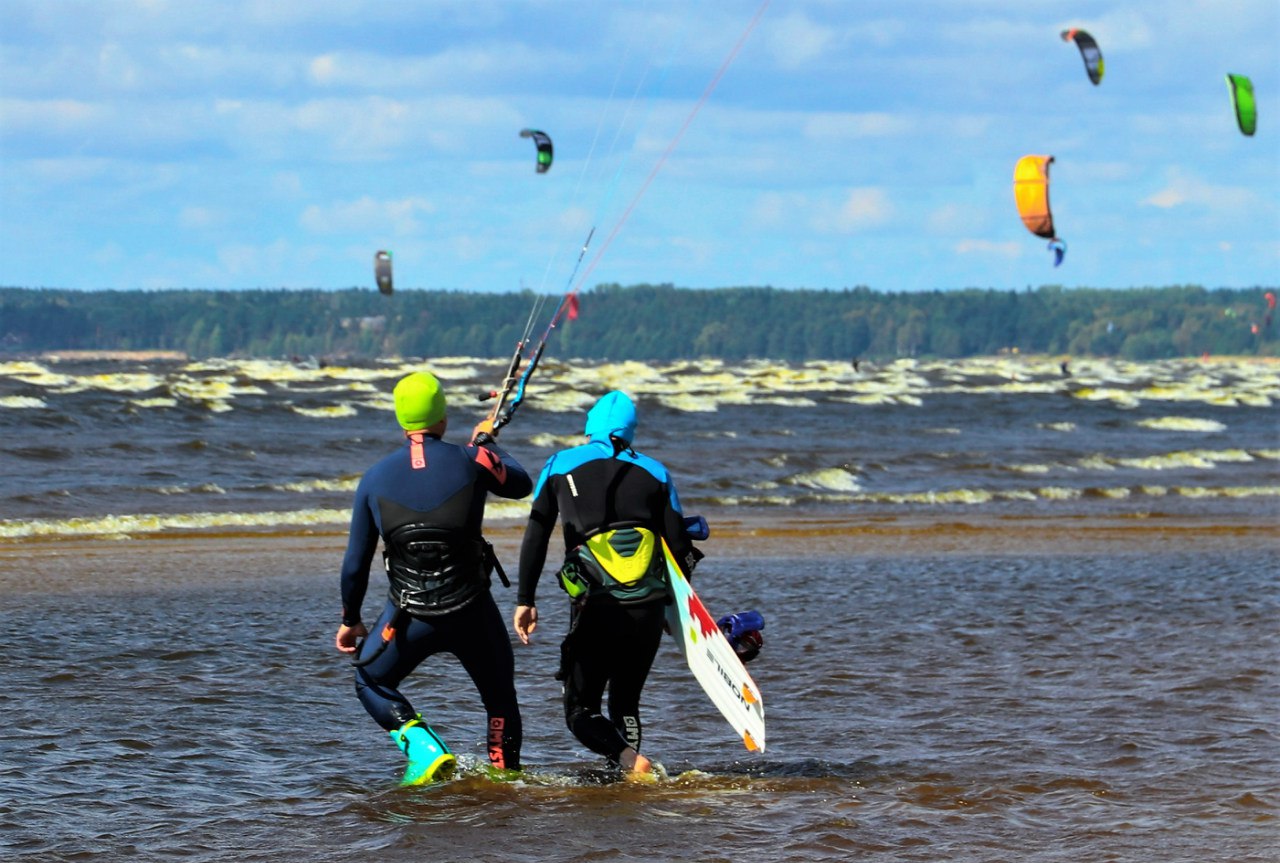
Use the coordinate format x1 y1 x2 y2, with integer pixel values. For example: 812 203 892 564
520 128 554 173
1061 29 1104 86
1226 74 1256 136
1014 155 1066 267
374 250 393 295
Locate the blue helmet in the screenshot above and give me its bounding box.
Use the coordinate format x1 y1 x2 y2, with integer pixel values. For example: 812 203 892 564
584 390 637 445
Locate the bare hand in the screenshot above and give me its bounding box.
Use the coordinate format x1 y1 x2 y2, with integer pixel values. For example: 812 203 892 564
335 622 368 654
513 605 538 645
472 418 496 443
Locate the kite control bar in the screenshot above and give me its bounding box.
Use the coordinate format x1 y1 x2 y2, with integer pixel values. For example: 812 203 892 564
471 228 594 445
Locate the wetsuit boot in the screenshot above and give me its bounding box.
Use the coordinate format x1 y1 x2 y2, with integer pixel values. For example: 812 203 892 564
390 716 456 785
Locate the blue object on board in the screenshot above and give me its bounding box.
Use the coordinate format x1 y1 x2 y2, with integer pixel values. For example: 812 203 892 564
683 514 710 541
717 610 765 640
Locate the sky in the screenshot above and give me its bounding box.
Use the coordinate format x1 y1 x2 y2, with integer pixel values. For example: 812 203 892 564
1 0 1277 296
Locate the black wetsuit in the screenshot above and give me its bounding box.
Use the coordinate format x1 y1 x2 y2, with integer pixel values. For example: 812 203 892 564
340 432 531 769
518 436 696 765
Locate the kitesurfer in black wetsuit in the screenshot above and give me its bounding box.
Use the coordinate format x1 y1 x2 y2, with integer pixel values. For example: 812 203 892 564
335 370 532 784
513 391 700 776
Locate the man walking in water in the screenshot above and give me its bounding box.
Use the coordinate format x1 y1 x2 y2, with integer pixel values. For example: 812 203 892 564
335 370 532 784
513 390 700 777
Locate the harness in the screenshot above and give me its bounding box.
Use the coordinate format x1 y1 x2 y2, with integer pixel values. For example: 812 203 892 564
557 524 669 605
383 522 493 617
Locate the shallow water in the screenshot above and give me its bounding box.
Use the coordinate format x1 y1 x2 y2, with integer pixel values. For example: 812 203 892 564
2 533 1276 862
2 355 1276 859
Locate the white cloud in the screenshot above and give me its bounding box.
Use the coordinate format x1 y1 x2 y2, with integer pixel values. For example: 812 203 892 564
749 191 790 228
813 188 894 234
179 206 219 229
955 239 1021 258
210 95 519 161
216 243 262 277
0 97 104 132
91 242 126 266
802 112 912 140
25 156 115 183
927 204 971 234
946 115 995 139
215 238 313 278
271 171 304 197
844 17 909 49
1143 188 1186 209
299 195 435 236
309 54 339 86
301 45 555 93
946 17 1045 49
2 95 231 158
1072 161 1137 184
451 233 493 264
1141 171 1255 212
557 205 594 237
293 97 413 155
97 43 141 89
748 187 896 235
667 235 714 266
765 13 836 69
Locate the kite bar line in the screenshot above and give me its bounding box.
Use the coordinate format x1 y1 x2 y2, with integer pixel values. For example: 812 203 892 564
527 0 676 298
475 0 770 442
474 227 595 442
475 297 542 411
568 0 772 302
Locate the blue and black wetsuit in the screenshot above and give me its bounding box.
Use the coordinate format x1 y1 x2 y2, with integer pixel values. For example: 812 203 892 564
341 432 532 769
518 393 696 766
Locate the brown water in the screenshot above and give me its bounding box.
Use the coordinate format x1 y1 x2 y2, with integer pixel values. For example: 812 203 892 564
1 518 1276 862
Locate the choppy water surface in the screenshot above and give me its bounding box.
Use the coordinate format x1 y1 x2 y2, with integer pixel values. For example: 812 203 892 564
0 537 1275 862
0 355 1276 861
1 355 1277 537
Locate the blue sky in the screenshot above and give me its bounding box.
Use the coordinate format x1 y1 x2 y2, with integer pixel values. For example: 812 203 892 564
1 0 1276 295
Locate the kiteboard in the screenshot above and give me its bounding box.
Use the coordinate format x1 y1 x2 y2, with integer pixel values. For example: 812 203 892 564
660 539 766 752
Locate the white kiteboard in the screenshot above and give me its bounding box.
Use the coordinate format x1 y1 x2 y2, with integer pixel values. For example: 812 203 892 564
661 538 766 752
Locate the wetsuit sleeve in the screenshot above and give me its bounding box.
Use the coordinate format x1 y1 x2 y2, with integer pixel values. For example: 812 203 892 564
516 467 560 606
469 442 534 500
659 473 699 578
338 476 379 626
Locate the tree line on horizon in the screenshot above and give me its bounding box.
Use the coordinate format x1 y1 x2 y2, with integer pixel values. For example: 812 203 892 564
0 284 1275 362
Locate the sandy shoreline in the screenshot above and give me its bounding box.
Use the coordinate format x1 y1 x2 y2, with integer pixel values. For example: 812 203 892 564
2 512 1274 596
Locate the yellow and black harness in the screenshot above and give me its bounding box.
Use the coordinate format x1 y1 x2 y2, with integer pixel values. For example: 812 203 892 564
557 524 669 605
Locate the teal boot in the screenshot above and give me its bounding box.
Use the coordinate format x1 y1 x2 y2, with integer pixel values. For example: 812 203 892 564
390 716 456 785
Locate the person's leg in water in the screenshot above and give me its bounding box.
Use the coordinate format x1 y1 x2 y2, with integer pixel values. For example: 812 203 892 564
562 600 657 774
449 592 522 771
606 601 665 772
353 600 456 784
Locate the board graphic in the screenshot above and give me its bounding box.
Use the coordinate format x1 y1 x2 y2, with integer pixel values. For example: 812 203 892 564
661 539 766 752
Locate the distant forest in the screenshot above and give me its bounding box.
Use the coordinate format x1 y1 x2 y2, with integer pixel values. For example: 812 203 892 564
1 284 1275 361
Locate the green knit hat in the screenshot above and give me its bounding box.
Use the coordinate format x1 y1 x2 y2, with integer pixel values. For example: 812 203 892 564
393 371 447 431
